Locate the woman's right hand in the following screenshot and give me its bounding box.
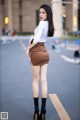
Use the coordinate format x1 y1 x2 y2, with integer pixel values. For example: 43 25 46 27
26 46 30 56
26 47 31 64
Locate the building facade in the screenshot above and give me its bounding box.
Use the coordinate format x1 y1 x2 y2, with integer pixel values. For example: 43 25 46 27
0 0 80 37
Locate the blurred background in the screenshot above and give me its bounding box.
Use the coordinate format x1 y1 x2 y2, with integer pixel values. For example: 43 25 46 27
0 0 80 38
0 1 80 120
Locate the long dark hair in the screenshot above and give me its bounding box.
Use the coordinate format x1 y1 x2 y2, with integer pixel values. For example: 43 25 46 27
39 4 54 37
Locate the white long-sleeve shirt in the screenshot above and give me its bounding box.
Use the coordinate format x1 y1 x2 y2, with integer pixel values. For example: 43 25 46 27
29 20 48 44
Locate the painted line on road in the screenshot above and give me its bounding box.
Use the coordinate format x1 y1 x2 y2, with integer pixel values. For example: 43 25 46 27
49 94 71 120
19 40 26 51
61 55 80 64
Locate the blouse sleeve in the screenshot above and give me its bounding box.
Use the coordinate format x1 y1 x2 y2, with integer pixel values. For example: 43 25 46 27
33 21 45 43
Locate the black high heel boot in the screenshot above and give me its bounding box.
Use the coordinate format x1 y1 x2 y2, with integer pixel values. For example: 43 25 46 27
33 112 39 120
39 113 45 120
33 98 39 120
39 98 46 120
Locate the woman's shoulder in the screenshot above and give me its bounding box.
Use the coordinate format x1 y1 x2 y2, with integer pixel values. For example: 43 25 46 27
39 20 48 27
39 20 48 24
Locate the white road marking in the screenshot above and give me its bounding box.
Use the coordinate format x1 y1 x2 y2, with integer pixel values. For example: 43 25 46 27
61 55 80 64
49 94 71 120
19 40 27 51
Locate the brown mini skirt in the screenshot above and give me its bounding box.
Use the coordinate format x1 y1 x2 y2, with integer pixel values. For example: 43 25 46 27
29 43 50 66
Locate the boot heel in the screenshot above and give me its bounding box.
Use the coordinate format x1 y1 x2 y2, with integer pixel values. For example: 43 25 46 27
33 113 39 120
39 113 45 120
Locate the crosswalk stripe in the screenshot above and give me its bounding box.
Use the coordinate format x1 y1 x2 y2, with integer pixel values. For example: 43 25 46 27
49 94 71 120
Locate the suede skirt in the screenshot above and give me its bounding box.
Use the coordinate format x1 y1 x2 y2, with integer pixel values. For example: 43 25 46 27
29 43 50 66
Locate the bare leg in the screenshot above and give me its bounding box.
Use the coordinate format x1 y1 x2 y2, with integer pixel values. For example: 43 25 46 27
32 65 40 97
32 65 40 119
39 64 48 118
40 64 48 98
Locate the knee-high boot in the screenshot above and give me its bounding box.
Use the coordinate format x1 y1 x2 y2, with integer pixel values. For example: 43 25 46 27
33 98 39 120
40 98 46 120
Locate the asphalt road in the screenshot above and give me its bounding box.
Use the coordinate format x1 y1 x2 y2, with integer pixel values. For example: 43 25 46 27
0 39 80 120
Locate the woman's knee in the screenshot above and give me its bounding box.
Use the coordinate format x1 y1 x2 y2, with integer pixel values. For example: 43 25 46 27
33 75 40 82
32 66 40 82
33 78 39 83
40 77 46 84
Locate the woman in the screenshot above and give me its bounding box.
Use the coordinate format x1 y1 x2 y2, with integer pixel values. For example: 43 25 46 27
27 4 54 120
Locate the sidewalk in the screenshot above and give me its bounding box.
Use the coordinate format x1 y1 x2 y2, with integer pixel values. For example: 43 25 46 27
0 35 31 41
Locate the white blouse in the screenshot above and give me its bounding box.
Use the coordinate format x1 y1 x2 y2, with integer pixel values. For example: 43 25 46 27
29 20 48 44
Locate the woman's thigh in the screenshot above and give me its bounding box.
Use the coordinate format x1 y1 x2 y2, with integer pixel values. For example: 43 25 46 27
32 65 40 80
40 64 48 81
